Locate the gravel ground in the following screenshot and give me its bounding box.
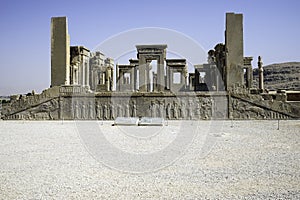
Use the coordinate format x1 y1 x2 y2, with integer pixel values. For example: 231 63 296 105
0 120 299 199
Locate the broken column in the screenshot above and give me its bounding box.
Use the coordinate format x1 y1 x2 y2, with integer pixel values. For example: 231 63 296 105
225 13 244 89
258 56 264 92
51 17 70 86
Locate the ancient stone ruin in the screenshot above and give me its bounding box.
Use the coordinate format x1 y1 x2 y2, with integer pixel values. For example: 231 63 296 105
1 13 299 120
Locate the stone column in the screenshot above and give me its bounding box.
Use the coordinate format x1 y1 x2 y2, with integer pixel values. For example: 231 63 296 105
157 56 165 91
246 66 253 88
146 61 151 92
80 61 85 86
138 57 147 92
116 64 119 91
166 65 170 90
130 68 134 91
134 67 138 90
110 67 114 91
258 56 264 92
51 17 70 86
85 60 89 87
225 13 244 90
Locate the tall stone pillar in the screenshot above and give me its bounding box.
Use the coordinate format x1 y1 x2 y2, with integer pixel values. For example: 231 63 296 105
157 55 165 91
225 13 244 90
258 56 264 92
138 57 147 92
244 57 253 88
146 61 151 92
85 60 89 87
51 17 70 86
116 64 119 91
130 68 134 91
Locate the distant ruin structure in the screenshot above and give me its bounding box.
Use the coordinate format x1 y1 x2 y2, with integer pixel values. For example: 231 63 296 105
1 13 299 120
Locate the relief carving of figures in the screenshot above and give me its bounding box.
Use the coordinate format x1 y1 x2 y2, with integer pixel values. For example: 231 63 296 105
125 104 130 117
131 101 137 117
232 98 267 119
117 104 122 117
74 102 80 119
110 103 115 120
173 102 178 119
150 101 156 118
96 103 102 120
88 102 94 119
207 98 214 118
27 98 59 120
103 104 108 119
181 101 186 119
200 98 212 119
200 107 206 119
178 102 182 119
159 101 164 118
247 106 266 119
166 103 171 119
195 102 200 119
81 103 86 119
187 101 193 120
278 102 291 114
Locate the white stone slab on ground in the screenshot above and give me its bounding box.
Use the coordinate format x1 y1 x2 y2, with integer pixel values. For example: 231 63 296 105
138 117 164 126
114 117 139 126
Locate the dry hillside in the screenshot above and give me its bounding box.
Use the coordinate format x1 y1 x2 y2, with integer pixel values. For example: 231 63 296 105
252 62 300 90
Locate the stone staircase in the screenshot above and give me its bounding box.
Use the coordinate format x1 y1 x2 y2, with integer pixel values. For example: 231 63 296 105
230 93 300 119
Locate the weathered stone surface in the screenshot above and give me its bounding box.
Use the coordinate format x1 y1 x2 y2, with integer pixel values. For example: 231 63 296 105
225 13 244 90
229 93 300 119
51 17 70 87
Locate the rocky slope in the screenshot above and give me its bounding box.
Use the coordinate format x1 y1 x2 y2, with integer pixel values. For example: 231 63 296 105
252 62 300 90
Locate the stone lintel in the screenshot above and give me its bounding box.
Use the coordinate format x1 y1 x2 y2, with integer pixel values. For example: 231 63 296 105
243 57 253 66
129 59 139 65
136 44 167 50
166 59 186 66
70 46 90 56
117 64 135 70
194 64 215 71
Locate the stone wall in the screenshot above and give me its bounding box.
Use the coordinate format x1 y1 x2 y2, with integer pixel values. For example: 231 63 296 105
2 86 299 120
229 93 300 120
59 92 228 120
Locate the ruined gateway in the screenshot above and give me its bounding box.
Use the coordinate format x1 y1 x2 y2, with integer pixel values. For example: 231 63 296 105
1 13 300 120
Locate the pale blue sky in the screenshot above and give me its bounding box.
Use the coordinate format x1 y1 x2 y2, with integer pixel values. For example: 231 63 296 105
0 0 299 95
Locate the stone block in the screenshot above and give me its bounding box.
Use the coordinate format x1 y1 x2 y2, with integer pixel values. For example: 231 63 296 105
114 117 139 126
138 117 164 126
